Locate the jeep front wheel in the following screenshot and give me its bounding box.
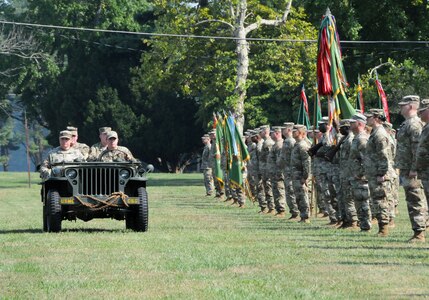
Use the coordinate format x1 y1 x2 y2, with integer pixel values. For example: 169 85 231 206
46 189 62 232
127 187 148 232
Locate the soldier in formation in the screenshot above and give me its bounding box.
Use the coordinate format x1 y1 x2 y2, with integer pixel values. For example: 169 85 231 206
395 96 427 242
200 134 214 196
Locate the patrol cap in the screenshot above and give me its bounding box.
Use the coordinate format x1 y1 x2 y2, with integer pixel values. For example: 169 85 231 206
418 99 429 112
350 112 367 124
66 126 78 135
201 134 210 139
364 108 384 118
283 122 294 128
272 126 283 132
106 131 118 140
259 125 270 131
339 119 352 127
209 130 216 135
99 127 112 134
59 130 72 139
398 95 420 106
293 124 306 132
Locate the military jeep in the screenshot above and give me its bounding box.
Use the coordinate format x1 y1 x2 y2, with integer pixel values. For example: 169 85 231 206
41 161 153 232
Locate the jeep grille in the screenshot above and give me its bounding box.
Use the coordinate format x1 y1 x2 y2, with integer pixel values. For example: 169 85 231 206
78 168 120 195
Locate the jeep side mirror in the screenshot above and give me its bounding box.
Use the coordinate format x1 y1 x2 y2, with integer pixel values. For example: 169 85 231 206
146 164 154 173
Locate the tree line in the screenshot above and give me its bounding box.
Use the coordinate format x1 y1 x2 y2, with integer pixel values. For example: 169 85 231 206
0 0 428 172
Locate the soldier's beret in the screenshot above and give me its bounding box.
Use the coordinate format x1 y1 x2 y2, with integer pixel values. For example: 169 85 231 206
107 131 118 139
66 126 78 135
99 127 112 134
59 130 72 139
350 112 367 124
339 119 352 127
283 122 294 128
399 95 420 106
419 99 429 112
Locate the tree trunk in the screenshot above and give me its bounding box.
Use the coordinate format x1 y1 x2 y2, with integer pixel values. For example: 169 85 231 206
233 0 249 134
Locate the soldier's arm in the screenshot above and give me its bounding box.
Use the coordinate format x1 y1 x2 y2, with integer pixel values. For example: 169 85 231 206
416 128 429 171
300 144 311 180
410 123 422 172
39 155 51 178
375 136 390 176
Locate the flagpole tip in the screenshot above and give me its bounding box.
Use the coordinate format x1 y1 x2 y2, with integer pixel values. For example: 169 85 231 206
325 7 331 16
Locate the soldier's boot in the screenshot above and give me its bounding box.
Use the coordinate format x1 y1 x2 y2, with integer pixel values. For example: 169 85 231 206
288 214 300 221
408 231 425 243
258 208 268 214
377 224 389 237
326 219 337 226
238 203 246 209
345 221 359 231
230 199 238 205
299 218 310 224
267 209 276 215
275 211 285 218
388 218 395 228
224 196 234 202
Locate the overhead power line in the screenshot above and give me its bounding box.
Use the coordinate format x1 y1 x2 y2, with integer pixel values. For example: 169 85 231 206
1 20 429 45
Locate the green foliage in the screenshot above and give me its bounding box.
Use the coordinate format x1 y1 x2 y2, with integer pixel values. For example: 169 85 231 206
135 2 317 130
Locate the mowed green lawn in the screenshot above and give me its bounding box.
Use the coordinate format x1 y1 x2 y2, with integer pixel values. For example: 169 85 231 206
0 172 428 299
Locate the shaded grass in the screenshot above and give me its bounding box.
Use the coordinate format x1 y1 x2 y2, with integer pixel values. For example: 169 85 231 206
0 172 428 299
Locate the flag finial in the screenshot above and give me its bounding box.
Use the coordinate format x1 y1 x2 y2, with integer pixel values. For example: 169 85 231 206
325 7 331 16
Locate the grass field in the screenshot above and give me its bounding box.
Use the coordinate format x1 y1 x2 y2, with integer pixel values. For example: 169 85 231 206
1 172 428 299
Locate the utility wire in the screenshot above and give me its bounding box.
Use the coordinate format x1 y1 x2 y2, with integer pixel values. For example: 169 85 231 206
2 20 429 45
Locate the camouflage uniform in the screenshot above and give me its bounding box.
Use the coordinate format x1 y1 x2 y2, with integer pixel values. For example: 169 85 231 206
201 141 214 196
350 130 372 230
280 136 299 217
416 121 429 209
338 131 357 225
260 135 275 211
98 146 136 162
365 125 393 229
291 136 312 220
255 139 267 211
40 147 84 179
88 142 107 161
269 133 285 213
71 142 90 160
315 132 337 222
246 141 258 201
387 132 399 218
395 114 427 233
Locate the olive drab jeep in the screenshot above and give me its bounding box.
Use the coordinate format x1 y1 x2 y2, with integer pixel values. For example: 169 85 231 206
41 162 154 232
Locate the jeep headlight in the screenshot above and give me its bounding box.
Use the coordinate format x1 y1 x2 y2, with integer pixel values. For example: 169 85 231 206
65 169 77 179
119 169 131 179
52 166 63 177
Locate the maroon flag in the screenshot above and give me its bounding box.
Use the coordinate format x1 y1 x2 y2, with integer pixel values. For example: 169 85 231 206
375 79 390 122
300 85 310 120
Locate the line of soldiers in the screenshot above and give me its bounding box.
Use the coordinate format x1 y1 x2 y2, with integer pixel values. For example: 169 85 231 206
200 95 429 243
40 126 136 178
